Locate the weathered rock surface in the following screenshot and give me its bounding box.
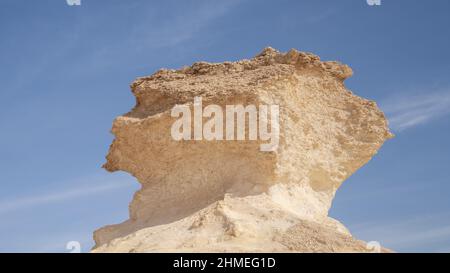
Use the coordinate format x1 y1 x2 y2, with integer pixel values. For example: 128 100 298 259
92 47 393 252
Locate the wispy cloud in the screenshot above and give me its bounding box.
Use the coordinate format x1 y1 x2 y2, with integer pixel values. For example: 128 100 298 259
0 230 94 253
304 8 337 24
0 176 132 215
381 89 450 131
350 213 450 252
3 0 242 99
128 0 242 50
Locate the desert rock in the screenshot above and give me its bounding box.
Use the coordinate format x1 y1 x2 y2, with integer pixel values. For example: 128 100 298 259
92 47 393 252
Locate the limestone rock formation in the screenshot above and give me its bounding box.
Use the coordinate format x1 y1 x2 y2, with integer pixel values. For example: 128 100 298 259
92 47 393 252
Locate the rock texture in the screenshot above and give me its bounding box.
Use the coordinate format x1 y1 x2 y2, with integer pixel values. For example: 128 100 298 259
92 47 393 253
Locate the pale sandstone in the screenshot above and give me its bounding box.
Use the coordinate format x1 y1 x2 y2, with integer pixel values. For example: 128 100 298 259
92 47 393 253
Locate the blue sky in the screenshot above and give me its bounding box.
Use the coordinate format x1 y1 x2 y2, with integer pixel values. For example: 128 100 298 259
0 0 449 252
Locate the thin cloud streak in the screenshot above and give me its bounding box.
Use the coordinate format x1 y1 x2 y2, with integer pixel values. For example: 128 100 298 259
350 213 450 252
381 90 450 131
304 8 337 24
0 179 131 215
3 0 242 101
0 230 93 253
357 223 450 251
128 0 242 50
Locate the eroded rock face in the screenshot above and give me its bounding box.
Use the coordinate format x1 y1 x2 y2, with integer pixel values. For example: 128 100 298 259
92 47 393 252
